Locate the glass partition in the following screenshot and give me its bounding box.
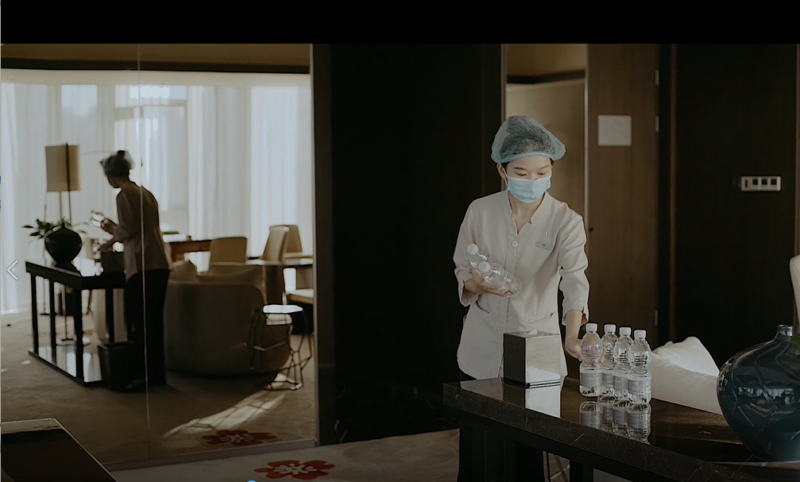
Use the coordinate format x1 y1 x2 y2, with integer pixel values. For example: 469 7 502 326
136 44 317 461
0 45 151 466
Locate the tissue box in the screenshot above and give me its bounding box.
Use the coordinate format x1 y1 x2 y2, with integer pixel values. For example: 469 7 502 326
503 329 563 388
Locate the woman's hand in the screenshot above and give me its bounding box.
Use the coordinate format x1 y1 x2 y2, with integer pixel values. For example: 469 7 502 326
99 240 116 252
564 336 583 362
464 268 510 297
100 219 117 235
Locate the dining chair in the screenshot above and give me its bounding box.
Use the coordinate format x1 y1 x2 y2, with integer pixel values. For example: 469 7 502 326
271 224 312 290
209 236 248 265
261 227 289 262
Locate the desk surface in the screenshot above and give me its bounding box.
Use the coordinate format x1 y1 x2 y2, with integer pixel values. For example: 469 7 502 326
444 377 799 482
25 259 125 290
1 419 117 482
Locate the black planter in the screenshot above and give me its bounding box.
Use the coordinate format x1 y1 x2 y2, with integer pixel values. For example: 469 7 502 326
44 226 83 272
717 325 800 461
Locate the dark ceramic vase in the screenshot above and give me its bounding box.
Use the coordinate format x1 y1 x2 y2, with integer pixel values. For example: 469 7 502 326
717 325 800 461
44 226 82 272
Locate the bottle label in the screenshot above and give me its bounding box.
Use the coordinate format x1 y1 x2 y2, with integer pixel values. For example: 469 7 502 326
628 410 651 434
581 370 602 389
614 374 628 393
613 405 627 426
628 379 644 398
580 410 602 429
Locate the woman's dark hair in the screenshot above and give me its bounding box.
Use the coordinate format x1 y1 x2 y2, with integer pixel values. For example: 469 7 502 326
101 150 132 176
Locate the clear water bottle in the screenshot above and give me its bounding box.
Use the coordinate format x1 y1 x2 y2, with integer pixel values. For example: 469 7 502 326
477 261 521 296
627 329 652 404
613 327 633 400
598 324 618 404
466 243 490 268
579 323 603 397
579 402 603 429
503 272 522 296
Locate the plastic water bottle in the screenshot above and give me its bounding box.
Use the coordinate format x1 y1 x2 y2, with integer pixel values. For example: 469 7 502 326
598 324 618 404
466 243 490 268
579 323 603 397
627 329 652 404
612 327 633 400
477 261 521 296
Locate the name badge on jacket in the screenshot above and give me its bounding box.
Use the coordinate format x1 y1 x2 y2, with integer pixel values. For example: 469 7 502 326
536 240 553 250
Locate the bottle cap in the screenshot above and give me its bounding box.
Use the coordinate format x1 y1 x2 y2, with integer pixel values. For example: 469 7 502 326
585 323 597 332
478 261 491 273
634 329 646 339
620 327 632 336
467 243 479 255
604 324 616 333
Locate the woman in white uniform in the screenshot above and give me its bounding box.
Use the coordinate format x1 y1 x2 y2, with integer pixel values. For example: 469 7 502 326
453 116 590 480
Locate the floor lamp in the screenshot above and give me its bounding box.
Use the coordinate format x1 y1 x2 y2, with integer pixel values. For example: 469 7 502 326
45 143 85 344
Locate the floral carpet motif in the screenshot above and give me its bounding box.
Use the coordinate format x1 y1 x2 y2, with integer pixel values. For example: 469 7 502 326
199 429 278 447
254 460 335 479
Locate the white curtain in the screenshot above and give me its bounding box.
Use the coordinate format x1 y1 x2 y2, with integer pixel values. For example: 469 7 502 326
0 69 313 314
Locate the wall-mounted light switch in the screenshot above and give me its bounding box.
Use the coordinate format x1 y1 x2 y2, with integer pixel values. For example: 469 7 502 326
740 176 780 192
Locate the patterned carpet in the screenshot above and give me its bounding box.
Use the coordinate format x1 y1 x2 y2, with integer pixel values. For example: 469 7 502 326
112 430 460 482
1 317 316 465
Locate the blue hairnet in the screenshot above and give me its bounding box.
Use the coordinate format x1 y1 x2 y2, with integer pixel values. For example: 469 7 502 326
101 150 133 176
491 115 565 164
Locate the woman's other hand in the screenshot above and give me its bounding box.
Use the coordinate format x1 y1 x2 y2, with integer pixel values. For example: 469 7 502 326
99 240 116 252
465 268 510 297
564 336 583 361
100 219 117 235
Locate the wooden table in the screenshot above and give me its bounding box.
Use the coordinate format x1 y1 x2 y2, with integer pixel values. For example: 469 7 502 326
212 258 313 304
444 377 799 482
25 260 125 385
1 419 118 481
166 237 212 262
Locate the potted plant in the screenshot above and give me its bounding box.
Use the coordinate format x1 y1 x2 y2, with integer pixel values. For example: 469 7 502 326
23 217 87 271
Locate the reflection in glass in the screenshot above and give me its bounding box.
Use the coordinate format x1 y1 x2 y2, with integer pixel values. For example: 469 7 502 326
578 402 651 443
613 398 629 435
131 45 316 463
0 49 150 466
627 403 651 443
579 401 603 429
524 385 562 417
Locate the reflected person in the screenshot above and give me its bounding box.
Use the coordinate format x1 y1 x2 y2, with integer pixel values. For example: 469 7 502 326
99 150 172 390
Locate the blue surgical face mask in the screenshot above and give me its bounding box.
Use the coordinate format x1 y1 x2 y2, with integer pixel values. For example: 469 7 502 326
506 175 551 203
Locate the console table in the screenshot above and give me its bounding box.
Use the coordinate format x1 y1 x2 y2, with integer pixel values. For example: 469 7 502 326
444 377 799 482
25 260 125 385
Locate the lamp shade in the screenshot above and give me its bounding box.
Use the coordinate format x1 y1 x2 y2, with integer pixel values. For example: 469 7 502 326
45 144 81 192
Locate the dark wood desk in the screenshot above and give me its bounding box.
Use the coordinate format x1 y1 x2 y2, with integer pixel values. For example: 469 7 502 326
444 377 799 482
25 260 125 385
1 419 118 481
